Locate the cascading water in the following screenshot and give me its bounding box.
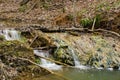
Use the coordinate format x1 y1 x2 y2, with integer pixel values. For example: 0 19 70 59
34 50 62 70
70 48 89 69
0 29 61 70
0 29 20 40
0 29 89 70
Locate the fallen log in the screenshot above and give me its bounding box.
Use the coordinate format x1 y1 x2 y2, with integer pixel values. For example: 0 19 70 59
38 28 120 38
36 27 91 33
15 25 120 38
34 52 72 67
34 45 68 50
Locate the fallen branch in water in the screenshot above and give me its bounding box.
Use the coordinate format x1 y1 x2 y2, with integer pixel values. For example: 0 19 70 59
17 57 71 80
34 45 68 50
34 53 72 67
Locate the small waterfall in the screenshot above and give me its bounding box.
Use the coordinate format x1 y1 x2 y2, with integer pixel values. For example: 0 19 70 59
34 50 62 70
0 29 20 40
70 49 89 69
0 29 89 70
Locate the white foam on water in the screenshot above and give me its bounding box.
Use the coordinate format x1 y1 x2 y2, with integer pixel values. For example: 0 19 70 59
107 68 113 71
118 67 120 70
70 49 90 69
0 29 20 40
34 50 62 70
97 67 104 70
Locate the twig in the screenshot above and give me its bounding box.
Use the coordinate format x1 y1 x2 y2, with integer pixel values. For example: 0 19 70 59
29 35 38 47
18 0 39 17
24 0 38 14
73 0 77 27
94 29 120 37
91 18 96 31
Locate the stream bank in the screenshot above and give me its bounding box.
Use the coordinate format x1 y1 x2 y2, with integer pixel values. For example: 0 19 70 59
18 27 120 70
0 27 120 79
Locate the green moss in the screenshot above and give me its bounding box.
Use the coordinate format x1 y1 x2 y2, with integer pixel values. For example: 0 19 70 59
66 14 74 21
19 5 27 12
80 18 93 27
0 40 34 61
42 3 49 9
80 14 102 28
56 48 64 58
35 58 41 64
0 39 50 79
84 35 120 68
106 6 111 10
96 2 105 10
53 48 75 66
91 35 109 47
94 14 102 27
20 36 28 43
0 35 5 41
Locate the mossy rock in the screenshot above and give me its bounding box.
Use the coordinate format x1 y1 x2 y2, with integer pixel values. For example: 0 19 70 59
53 48 75 66
0 40 35 64
78 35 120 69
0 40 50 79
0 35 5 42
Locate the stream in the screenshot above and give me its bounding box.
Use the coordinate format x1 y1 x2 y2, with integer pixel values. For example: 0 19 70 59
54 68 120 80
33 49 120 80
34 50 62 70
1 29 120 80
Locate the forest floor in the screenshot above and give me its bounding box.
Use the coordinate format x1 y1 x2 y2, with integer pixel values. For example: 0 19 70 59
0 0 120 33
